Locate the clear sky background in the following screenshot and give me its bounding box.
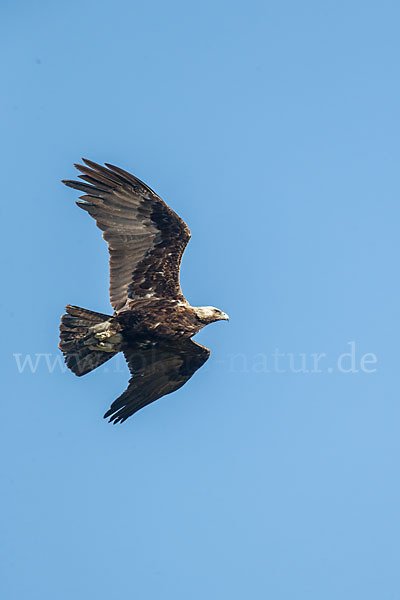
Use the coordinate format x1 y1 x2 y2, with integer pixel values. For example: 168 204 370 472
1 1 400 598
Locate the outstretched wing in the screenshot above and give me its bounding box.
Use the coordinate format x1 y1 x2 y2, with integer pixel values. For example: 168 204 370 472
104 339 210 423
63 159 191 311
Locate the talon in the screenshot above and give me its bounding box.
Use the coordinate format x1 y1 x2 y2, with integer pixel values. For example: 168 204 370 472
95 331 109 341
89 342 116 353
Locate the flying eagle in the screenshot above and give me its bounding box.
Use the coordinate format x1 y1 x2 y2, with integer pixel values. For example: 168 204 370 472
59 159 229 423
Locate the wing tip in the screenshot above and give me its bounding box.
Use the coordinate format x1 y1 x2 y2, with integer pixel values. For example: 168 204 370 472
103 409 126 424
81 157 102 170
76 200 91 211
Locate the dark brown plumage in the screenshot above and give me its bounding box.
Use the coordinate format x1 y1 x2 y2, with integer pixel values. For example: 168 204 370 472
59 159 229 423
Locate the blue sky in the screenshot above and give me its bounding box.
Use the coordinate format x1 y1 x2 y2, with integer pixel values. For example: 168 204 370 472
2 1 400 598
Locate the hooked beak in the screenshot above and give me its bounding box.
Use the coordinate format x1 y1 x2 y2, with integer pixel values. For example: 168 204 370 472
221 312 230 321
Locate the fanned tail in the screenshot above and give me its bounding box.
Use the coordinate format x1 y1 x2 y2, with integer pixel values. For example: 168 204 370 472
59 305 117 376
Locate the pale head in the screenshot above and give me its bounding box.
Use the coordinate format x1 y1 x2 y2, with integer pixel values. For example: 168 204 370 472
194 306 230 325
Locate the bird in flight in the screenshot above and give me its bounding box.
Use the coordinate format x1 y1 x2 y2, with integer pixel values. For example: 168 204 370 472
59 159 229 423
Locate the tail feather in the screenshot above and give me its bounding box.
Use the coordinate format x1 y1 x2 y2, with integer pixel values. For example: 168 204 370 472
59 305 117 376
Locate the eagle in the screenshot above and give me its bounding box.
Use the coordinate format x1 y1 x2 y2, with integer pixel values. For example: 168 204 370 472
59 159 229 423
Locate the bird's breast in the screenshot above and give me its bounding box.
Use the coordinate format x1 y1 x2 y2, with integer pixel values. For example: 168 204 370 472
117 300 201 340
